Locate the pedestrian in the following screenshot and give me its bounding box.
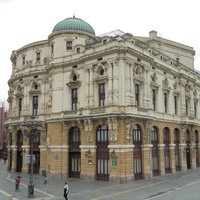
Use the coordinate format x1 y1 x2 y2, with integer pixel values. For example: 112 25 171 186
15 174 21 191
43 175 48 193
63 182 69 200
3 152 7 163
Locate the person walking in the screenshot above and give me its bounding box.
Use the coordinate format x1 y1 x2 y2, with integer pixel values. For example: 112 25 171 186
15 174 22 191
43 175 48 193
63 182 69 200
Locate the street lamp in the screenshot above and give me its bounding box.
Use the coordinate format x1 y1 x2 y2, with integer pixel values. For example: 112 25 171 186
22 116 42 198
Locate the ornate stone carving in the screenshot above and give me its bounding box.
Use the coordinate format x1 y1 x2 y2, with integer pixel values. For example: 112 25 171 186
193 89 197 97
47 135 51 146
182 124 187 143
191 125 196 142
133 64 142 78
173 82 178 90
48 85 52 107
144 120 152 142
108 117 118 142
185 84 190 96
66 69 81 87
151 72 157 84
84 119 93 142
126 118 135 140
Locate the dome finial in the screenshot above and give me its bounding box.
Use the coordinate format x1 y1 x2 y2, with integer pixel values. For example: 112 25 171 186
73 11 75 18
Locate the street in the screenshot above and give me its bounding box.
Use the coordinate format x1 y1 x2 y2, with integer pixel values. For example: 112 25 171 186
0 161 200 200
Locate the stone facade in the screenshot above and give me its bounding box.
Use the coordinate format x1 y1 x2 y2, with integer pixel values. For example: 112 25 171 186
4 17 200 183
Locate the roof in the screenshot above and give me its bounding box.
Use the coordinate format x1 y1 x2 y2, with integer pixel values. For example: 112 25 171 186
52 16 95 35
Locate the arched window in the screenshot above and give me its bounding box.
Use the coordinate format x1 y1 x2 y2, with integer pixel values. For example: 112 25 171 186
163 128 170 143
97 125 109 142
151 126 158 142
174 128 179 143
133 125 141 142
70 126 80 143
151 126 159 176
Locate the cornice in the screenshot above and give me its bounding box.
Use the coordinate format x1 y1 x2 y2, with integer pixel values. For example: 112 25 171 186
8 70 47 85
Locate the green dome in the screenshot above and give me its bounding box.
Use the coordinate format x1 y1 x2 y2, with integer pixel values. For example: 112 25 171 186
52 16 95 35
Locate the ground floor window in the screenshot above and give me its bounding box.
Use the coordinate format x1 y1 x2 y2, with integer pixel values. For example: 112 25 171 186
152 156 158 170
134 158 142 173
97 158 110 175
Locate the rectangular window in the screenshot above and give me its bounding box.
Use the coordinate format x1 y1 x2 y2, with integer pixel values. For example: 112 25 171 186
134 158 142 173
175 154 179 167
32 96 38 116
174 96 177 115
194 101 197 117
72 88 78 110
99 83 105 107
185 99 188 115
22 56 25 65
36 53 40 61
152 89 156 111
164 93 167 113
51 44 54 54
152 156 158 170
165 155 170 168
135 84 139 106
76 47 80 53
19 98 22 116
66 41 72 50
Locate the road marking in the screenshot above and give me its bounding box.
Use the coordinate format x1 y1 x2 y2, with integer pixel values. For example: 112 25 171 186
92 180 168 200
145 180 200 199
92 175 200 200
5 171 55 200
0 188 18 200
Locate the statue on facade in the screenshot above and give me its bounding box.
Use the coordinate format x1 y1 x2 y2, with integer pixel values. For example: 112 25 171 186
84 119 93 142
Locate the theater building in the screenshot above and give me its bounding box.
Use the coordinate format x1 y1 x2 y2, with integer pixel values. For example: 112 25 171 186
4 16 200 183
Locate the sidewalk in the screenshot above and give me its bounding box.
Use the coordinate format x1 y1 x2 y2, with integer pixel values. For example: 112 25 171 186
0 161 119 200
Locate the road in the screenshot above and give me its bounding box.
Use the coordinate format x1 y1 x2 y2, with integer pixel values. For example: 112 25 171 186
0 161 200 200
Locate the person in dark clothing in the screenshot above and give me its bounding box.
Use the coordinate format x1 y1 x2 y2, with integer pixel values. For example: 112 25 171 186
63 182 69 200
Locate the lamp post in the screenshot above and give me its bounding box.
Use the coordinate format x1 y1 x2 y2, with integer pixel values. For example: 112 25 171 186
22 116 42 198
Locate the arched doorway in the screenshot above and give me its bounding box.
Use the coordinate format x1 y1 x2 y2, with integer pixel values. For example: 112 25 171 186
32 132 40 174
195 130 199 167
174 128 181 171
151 126 159 176
186 129 191 169
16 130 23 172
163 127 171 174
96 125 109 181
69 126 81 178
133 124 142 180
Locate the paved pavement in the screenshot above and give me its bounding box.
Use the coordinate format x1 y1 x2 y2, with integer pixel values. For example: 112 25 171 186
1 161 200 200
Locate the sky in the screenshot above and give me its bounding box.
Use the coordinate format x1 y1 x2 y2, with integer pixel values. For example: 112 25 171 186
0 0 200 106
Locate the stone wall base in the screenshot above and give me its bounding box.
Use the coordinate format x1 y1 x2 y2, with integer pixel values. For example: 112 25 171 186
80 173 96 180
46 171 68 179
143 172 152 179
109 174 134 184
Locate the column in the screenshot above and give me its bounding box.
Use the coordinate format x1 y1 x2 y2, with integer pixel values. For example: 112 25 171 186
158 144 165 175
85 68 90 107
142 144 153 179
107 62 113 105
169 144 176 173
113 60 119 104
89 66 94 107
143 69 148 108
130 64 134 104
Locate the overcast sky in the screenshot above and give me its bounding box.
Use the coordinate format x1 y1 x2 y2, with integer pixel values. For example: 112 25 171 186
0 0 200 105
